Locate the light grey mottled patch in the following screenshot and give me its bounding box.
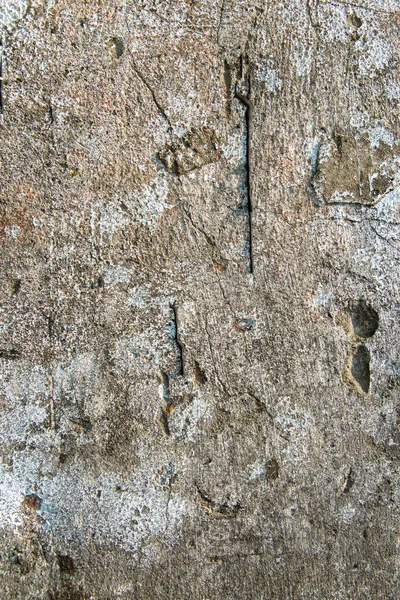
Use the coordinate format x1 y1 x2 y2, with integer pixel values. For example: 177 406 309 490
247 459 265 480
254 61 283 93
0 459 189 559
102 264 133 285
126 177 172 230
294 43 313 78
169 393 211 441
386 83 400 100
313 284 332 309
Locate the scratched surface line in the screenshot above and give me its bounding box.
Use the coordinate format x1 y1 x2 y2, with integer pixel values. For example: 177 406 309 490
321 0 399 14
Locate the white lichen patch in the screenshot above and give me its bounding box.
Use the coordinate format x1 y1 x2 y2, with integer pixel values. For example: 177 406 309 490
349 114 397 150
0 458 189 559
125 176 172 230
293 43 313 78
254 61 283 93
313 284 332 309
371 181 400 221
247 459 265 481
93 175 172 238
53 353 100 403
304 133 331 169
4 225 21 239
98 200 128 238
1 361 45 398
338 504 357 524
43 466 188 556
0 0 29 31
274 397 319 468
0 464 26 528
128 284 166 310
169 393 210 441
0 398 48 446
355 32 393 77
367 125 395 149
351 185 400 317
386 83 400 100
220 131 244 167
318 4 349 43
265 69 283 93
349 108 370 131
363 402 398 446
111 326 172 376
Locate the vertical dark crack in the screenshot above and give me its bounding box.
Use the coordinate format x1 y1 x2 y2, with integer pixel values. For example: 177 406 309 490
160 371 171 404
235 76 254 274
170 302 184 377
343 467 354 493
0 38 4 115
159 409 171 436
49 103 54 125
217 0 226 45
223 60 232 116
158 371 172 436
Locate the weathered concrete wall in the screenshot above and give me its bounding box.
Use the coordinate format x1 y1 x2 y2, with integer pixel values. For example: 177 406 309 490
0 1 399 598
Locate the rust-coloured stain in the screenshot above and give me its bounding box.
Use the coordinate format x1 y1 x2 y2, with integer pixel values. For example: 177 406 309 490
0 186 41 243
20 493 42 513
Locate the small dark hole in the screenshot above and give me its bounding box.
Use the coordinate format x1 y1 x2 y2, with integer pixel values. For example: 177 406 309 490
350 300 379 338
193 361 207 385
266 458 279 481
57 554 75 573
350 13 362 28
12 279 21 295
9 550 22 566
333 132 343 154
109 37 124 58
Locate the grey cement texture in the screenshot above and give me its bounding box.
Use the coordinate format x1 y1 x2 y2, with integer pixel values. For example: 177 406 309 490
0 1 399 598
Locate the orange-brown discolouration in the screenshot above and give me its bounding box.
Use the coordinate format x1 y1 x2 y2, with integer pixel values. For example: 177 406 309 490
20 494 42 513
0 186 42 243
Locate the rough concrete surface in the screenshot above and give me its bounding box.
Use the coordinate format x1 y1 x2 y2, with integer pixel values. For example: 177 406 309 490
0 0 399 598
